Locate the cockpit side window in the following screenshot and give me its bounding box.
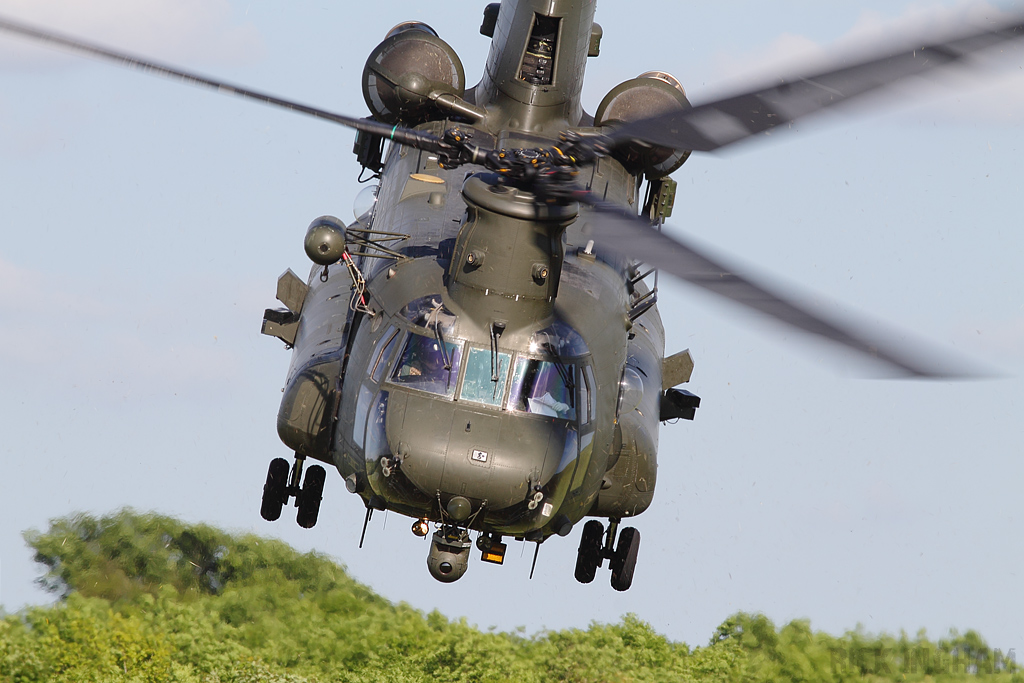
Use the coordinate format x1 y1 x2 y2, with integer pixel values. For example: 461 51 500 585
584 365 596 424
579 364 590 425
370 326 400 384
507 357 576 420
459 347 510 407
390 332 461 398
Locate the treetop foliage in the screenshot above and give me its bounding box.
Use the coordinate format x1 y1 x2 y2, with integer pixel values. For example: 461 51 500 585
2 509 1019 683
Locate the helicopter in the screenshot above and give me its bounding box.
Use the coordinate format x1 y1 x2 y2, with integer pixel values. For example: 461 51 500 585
2 2 1021 593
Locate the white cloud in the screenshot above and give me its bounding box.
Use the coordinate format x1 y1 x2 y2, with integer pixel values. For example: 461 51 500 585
0 0 264 70
702 2 1024 122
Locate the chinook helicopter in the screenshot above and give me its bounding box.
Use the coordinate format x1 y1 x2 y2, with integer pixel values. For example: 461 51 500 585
3 3 1021 591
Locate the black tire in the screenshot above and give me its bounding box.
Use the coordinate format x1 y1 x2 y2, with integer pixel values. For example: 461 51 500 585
574 520 604 584
296 465 326 529
610 527 640 592
260 458 290 521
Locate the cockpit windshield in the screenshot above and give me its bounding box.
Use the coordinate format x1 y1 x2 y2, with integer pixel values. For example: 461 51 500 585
460 347 510 406
390 332 461 398
528 320 588 358
507 357 576 420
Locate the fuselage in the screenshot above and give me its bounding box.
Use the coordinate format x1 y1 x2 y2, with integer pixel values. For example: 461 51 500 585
274 0 669 549
279 120 664 541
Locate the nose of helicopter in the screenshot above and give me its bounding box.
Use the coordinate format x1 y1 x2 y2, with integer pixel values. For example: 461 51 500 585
385 393 571 511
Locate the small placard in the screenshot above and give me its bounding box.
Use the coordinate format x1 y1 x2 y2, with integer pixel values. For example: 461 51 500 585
471 449 488 463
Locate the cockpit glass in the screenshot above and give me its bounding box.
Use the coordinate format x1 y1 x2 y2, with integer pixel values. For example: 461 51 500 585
370 326 399 383
400 294 457 332
459 347 510 406
528 320 588 358
390 332 461 398
507 357 576 420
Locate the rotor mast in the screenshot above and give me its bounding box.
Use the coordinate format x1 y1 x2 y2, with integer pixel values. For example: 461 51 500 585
474 0 597 135
446 174 579 327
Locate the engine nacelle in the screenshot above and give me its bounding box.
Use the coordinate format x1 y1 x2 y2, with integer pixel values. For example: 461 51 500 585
362 22 465 124
595 71 692 178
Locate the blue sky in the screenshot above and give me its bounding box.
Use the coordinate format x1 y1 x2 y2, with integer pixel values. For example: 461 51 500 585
1 0 1022 654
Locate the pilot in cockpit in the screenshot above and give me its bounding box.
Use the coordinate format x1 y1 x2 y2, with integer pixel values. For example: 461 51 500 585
529 391 571 417
404 346 440 377
392 334 460 398
517 360 574 419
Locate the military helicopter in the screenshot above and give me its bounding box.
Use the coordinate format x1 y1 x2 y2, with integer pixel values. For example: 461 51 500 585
3 2 1021 592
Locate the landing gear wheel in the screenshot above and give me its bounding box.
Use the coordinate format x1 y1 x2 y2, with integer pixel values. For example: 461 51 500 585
296 465 326 529
609 527 640 592
260 458 290 521
574 520 605 584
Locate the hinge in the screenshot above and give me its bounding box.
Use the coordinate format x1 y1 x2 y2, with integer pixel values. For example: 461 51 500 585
262 308 299 346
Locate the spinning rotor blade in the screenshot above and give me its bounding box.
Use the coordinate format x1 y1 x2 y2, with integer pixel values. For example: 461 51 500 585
608 14 1024 153
572 190 967 378
0 16 444 153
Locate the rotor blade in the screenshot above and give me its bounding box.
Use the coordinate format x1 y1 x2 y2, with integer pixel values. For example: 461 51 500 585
571 189 968 378
608 14 1024 153
0 15 443 152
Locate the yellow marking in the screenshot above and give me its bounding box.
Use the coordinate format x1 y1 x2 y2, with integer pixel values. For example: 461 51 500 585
481 541 508 565
409 173 445 184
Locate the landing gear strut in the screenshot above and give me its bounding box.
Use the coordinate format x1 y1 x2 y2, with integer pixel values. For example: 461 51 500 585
573 518 641 591
260 454 326 528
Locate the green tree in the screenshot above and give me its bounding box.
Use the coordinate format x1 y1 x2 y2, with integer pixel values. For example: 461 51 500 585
3 510 1019 683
